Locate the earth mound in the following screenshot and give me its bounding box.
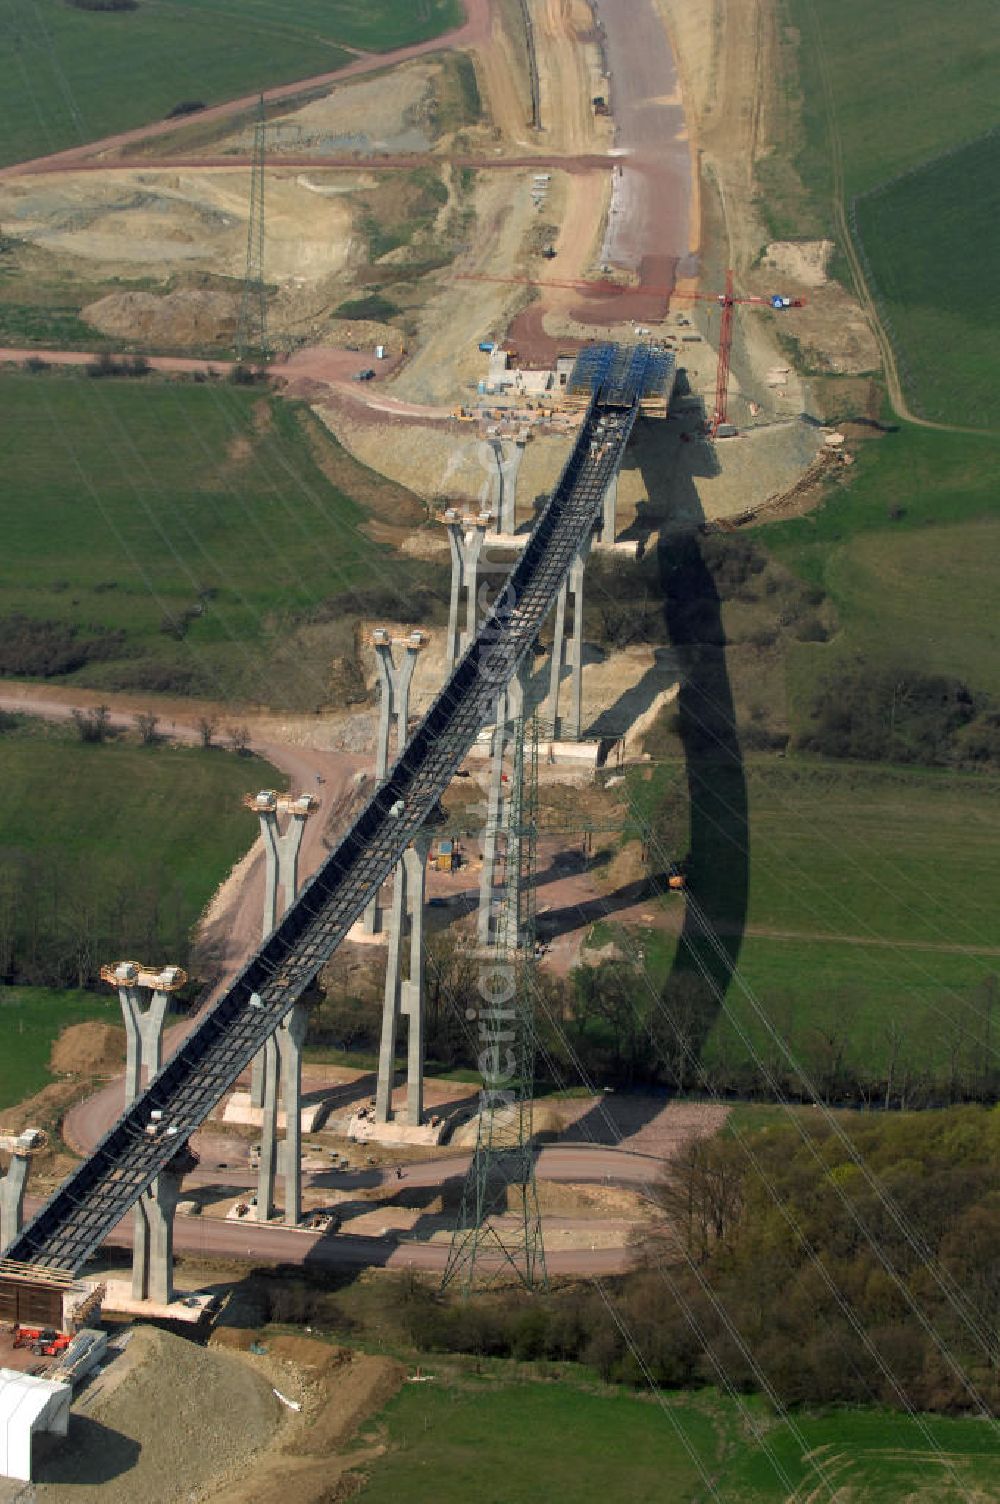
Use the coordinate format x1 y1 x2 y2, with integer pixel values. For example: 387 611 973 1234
81 288 238 346
50 1020 125 1076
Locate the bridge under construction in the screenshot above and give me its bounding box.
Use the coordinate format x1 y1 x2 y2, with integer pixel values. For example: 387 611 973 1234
0 344 674 1293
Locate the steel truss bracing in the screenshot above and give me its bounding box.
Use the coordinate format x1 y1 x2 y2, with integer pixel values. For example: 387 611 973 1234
4 357 651 1277
441 711 546 1293
235 96 269 363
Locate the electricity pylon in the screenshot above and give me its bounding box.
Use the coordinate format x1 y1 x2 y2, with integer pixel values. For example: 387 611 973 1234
442 710 547 1294
236 96 269 363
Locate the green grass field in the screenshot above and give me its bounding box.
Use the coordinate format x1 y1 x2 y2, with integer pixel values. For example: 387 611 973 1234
630 758 1000 1093
756 3 1000 686
349 1380 1000 1503
763 426 1000 705
786 0 1000 203
0 986 119 1109
716 1405 1000 1500
775 0 1000 424
0 0 463 168
854 133 1000 428
0 716 284 989
0 371 419 706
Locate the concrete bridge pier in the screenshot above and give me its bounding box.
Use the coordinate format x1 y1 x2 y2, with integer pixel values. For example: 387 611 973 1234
131 1163 185 1305
444 511 491 670
478 665 528 949
276 1003 310 1227
364 629 427 934
375 829 432 1127
479 439 525 534
601 473 619 543
0 1152 29 1251
247 792 315 1106
100 961 188 1303
548 539 591 741
241 792 316 1225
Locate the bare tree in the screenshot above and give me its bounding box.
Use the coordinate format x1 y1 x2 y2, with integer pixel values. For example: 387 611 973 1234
653 1137 745 1265
197 715 218 749
227 724 252 755
135 711 159 745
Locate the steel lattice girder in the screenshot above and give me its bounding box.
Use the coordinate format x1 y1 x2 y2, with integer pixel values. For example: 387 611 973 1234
5 383 645 1273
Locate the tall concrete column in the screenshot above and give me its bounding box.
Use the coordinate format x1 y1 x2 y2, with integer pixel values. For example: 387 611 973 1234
108 965 184 1103
245 791 316 1105
444 511 490 670
241 791 317 1225
547 540 590 741
375 830 432 1127
365 630 427 935
255 1034 280 1223
276 1004 309 1227
100 961 187 1306
132 1165 185 1305
479 439 525 534
478 668 527 948
0 1152 30 1252
601 473 619 543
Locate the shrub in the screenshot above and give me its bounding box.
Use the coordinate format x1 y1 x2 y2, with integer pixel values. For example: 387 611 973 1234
797 661 980 766
335 293 402 322
0 615 125 677
86 350 121 379
165 100 206 119
71 704 112 743
135 711 159 744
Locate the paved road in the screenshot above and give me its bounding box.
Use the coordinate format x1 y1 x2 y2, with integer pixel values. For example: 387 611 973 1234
22 1140 653 1278
27 1197 634 1278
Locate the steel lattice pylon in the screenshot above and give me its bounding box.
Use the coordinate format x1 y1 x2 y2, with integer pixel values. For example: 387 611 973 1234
442 710 547 1294
236 96 269 363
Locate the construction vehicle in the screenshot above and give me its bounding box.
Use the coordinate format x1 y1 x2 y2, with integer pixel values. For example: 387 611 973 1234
13 1326 69 1356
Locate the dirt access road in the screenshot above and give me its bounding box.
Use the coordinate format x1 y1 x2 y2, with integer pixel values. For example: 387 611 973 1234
509 0 697 355
0 344 455 424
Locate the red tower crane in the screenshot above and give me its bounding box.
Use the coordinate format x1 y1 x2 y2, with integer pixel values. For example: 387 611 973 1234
456 265 805 439
673 270 806 437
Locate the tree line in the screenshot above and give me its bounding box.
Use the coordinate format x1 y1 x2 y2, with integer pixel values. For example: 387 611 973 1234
0 847 191 988
253 1106 1000 1417
312 936 1000 1109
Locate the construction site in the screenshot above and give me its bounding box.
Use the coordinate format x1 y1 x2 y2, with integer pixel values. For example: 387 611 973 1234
0 0 888 1497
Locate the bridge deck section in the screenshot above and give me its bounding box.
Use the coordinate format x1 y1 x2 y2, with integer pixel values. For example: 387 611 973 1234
3 358 655 1275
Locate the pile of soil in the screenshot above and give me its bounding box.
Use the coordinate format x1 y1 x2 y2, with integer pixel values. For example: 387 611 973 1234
204 1338 404 1504
33 1326 282 1503
50 1020 125 1076
81 289 238 346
